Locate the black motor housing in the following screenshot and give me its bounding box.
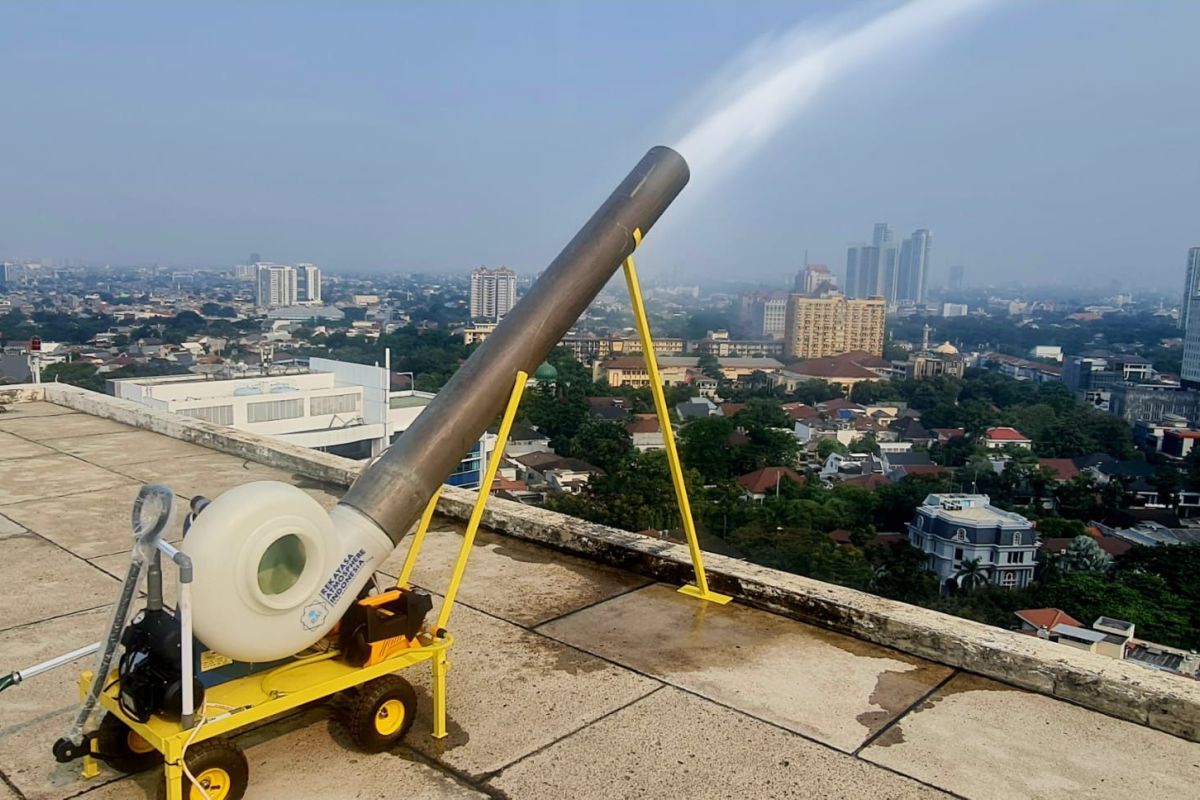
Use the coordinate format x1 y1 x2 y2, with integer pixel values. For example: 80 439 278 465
118 609 204 722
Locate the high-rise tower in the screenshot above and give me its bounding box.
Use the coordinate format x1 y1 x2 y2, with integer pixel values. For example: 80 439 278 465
469 267 518 321
897 229 932 304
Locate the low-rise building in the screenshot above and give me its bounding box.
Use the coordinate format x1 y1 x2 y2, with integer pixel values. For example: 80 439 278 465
600 356 784 389
736 467 806 502
905 344 965 381
982 426 1032 449
108 357 492 485
776 351 892 395
626 415 665 451
462 322 496 345
907 494 1038 592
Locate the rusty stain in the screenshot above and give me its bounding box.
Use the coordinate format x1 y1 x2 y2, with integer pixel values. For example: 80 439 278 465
864 672 1018 749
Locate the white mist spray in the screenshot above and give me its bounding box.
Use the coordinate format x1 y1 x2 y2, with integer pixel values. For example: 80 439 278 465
672 0 1001 192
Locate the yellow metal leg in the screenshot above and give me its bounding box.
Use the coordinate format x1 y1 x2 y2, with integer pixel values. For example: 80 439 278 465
81 739 100 779
165 761 184 800
75 670 102 780
398 487 442 586
623 229 730 606
432 649 449 739
435 372 529 632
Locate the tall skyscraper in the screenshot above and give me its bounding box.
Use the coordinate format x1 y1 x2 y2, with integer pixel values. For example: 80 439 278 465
470 267 517 321
255 263 298 308
949 265 965 293
783 293 886 359
1181 247 1200 331
1181 248 1200 387
897 229 933 304
845 223 899 302
873 223 894 247
295 263 322 304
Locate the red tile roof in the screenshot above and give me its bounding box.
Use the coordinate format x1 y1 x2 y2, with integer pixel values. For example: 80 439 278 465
841 473 892 489
736 467 806 495
789 354 881 380
720 402 749 417
898 465 947 477
783 404 819 421
625 417 661 434
984 426 1031 442
1015 608 1082 631
605 356 650 369
1037 458 1079 481
828 529 854 545
820 398 865 413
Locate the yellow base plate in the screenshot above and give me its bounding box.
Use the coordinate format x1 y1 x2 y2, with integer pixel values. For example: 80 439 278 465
677 584 732 605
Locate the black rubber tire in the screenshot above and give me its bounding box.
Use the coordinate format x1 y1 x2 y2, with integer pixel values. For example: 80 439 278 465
157 737 249 800
340 674 418 753
96 712 160 774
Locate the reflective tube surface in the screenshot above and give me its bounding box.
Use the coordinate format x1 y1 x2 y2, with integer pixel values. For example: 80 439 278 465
340 146 690 543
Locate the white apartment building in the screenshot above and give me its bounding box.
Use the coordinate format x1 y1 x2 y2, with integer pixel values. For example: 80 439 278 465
470 267 517 321
255 263 298 308
108 358 493 486
907 494 1038 593
762 297 787 339
295 263 322 304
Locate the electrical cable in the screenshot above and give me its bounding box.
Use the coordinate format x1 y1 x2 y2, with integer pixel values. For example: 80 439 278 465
258 650 340 697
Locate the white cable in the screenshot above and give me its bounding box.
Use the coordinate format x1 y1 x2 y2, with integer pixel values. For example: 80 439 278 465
177 700 237 800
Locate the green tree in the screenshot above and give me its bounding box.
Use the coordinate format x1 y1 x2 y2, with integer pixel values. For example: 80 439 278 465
731 397 790 430
565 419 635 475
816 438 849 460
697 353 723 381
1033 517 1088 539
42 362 105 392
1058 536 1112 574
678 416 736 482
953 558 991 592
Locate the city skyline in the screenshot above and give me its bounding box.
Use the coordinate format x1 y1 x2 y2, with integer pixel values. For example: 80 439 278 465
1 2 1198 289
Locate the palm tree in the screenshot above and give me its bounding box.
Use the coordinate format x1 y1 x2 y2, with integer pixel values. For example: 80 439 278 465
954 558 991 592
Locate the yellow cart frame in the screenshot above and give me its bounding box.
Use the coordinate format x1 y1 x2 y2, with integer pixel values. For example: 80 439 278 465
75 229 727 799
78 373 533 800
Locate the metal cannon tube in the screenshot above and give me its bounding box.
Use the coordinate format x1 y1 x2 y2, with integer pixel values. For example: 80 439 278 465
341 145 690 543
181 146 689 662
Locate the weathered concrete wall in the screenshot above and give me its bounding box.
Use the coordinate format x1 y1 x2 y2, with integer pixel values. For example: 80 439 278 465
19 384 1200 742
0 384 47 405
433 487 1200 742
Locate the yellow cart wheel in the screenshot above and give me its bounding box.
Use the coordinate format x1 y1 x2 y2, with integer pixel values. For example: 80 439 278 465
158 737 248 800
97 712 159 774
340 674 417 753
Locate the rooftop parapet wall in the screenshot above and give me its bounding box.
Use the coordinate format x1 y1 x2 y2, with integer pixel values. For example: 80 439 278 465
13 382 1199 743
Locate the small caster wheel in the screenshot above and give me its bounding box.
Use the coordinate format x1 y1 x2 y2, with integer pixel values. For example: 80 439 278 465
158 736 248 800
340 674 417 753
96 713 160 774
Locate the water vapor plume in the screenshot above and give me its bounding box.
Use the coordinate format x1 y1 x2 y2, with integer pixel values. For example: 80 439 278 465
671 0 1002 193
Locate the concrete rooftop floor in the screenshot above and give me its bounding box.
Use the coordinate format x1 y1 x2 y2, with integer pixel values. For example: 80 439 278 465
0 401 1197 799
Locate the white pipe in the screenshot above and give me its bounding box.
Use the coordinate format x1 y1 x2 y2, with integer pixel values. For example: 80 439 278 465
12 642 100 684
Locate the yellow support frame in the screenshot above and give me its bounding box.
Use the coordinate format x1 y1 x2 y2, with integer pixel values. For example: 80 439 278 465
77 372 534 798
400 236 725 607
624 230 730 605
71 249 725 799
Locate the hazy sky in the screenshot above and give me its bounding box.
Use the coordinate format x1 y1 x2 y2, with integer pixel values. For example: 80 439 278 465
1 1 1197 290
